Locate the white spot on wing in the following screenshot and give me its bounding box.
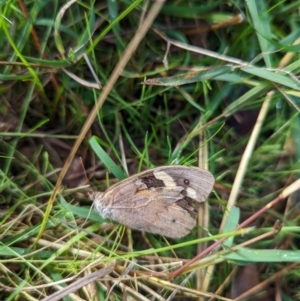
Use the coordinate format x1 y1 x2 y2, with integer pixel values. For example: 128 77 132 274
153 171 177 187
185 187 197 199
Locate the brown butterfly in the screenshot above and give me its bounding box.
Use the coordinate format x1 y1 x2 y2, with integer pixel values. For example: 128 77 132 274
89 165 214 238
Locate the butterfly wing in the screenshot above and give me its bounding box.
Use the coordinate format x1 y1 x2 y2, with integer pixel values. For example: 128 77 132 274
91 166 214 238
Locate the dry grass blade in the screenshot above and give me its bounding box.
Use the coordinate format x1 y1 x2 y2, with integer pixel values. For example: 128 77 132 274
36 0 166 244
41 265 115 301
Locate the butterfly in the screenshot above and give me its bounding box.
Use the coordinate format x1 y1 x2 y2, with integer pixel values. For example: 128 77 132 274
89 165 214 238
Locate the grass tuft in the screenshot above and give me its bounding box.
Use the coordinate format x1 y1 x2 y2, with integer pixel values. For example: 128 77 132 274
1 1 300 300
